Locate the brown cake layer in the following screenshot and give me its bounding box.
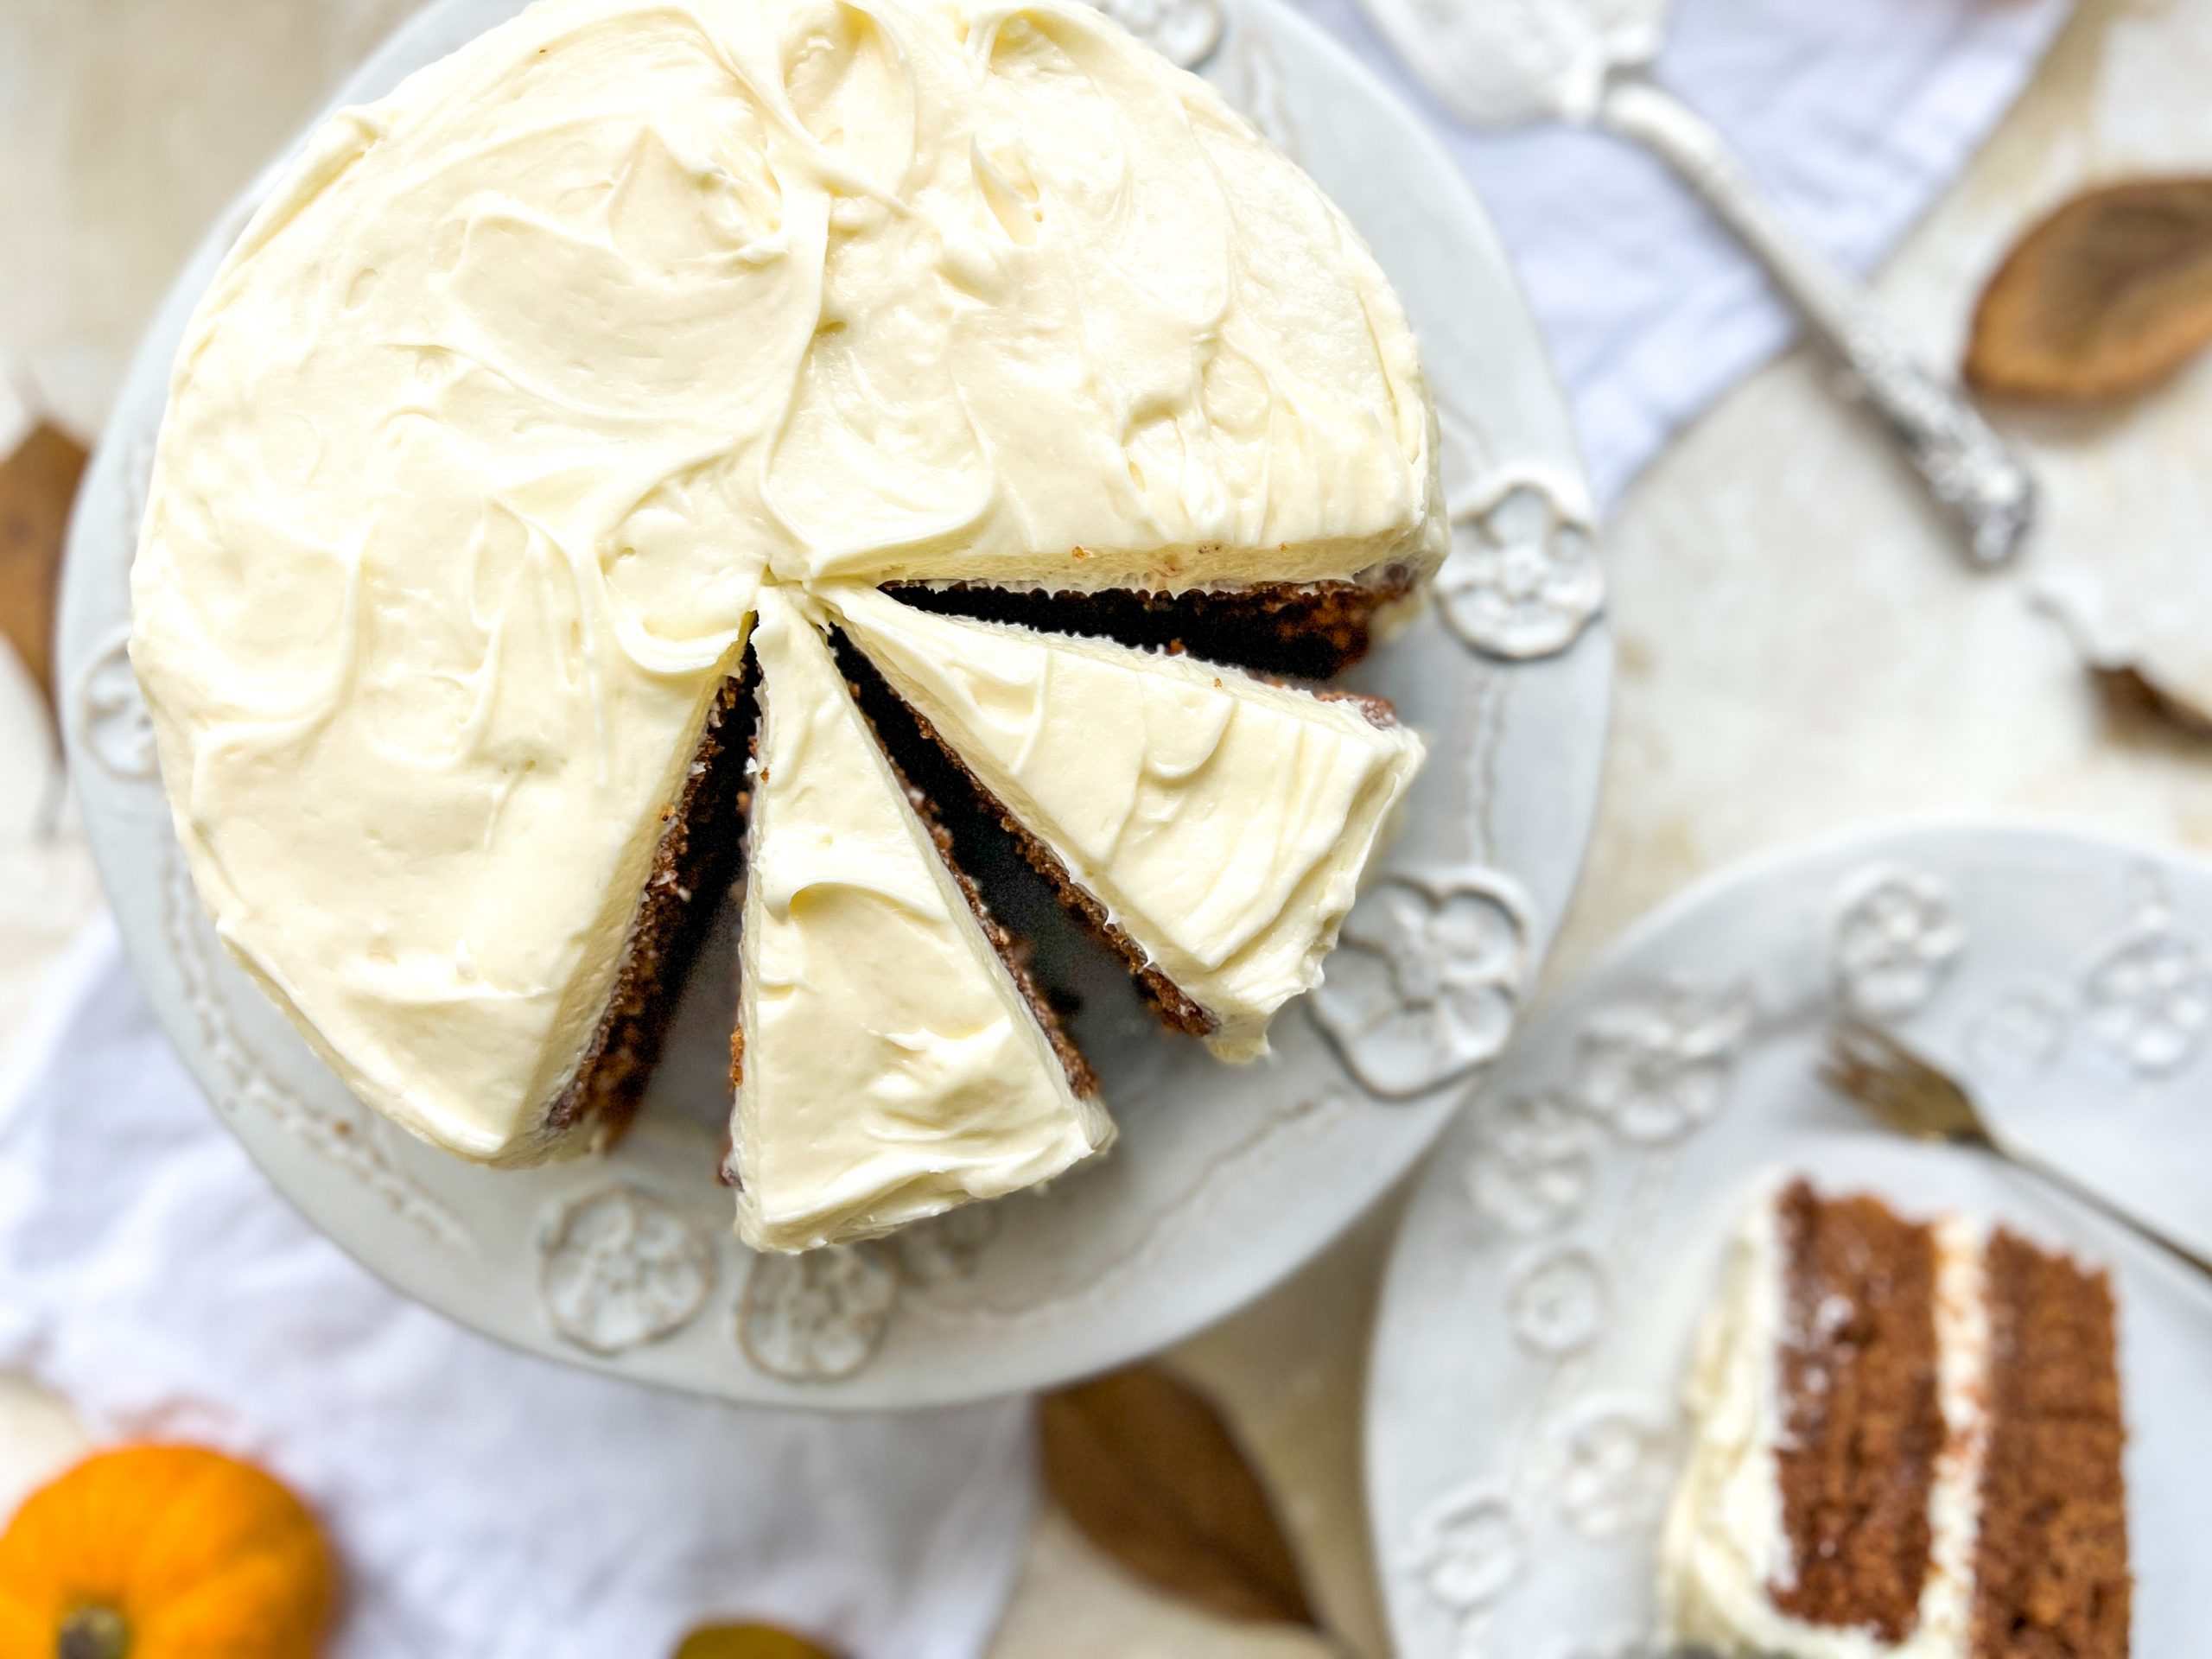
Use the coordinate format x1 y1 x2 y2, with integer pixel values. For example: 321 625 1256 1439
1771 1180 1945 1644
906 766 1101 1099
883 567 1420 681
549 671 755 1145
1970 1230 2130 1659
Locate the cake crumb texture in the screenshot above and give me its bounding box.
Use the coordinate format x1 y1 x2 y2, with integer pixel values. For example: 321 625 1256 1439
1771 1179 1944 1643
883 572 1415 682
1968 1229 2131 1659
549 673 753 1141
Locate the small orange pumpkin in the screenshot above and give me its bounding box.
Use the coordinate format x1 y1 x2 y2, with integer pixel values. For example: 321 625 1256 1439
0 1446 334 1659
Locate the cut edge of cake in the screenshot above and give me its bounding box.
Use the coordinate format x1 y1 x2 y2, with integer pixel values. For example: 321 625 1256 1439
880 563 1427 681
544 668 758 1155
820 582 1425 1062
1658 1176 2130 1659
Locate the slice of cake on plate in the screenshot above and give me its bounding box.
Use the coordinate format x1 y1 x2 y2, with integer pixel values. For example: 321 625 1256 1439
728 591 1110 1251
1660 1179 2131 1658
822 583 1425 1060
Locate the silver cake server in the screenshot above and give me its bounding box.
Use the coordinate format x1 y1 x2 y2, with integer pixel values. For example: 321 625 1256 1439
1351 0 2036 567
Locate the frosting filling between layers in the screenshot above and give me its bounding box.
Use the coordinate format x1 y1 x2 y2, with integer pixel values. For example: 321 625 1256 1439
1659 1184 1993 1659
129 0 1446 1162
823 583 1425 1059
731 589 1113 1253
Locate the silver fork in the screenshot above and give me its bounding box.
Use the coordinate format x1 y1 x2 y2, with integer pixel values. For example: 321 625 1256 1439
1821 1016 2212 1280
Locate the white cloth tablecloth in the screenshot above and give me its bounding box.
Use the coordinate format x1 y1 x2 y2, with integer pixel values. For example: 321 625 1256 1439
0 921 1033 1659
0 1 2069 1655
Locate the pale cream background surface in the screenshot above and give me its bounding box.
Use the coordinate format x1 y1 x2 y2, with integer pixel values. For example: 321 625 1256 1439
5 0 2212 1653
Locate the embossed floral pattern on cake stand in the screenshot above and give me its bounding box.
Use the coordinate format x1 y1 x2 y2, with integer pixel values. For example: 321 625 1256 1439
75 626 160 784
736 1206 1007 1381
1311 871 1535 1099
540 1185 715 1355
1437 479 1605 662
1088 0 1224 66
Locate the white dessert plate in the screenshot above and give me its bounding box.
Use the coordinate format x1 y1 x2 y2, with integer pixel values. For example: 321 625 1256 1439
57 0 1610 1407
1368 821 2212 1659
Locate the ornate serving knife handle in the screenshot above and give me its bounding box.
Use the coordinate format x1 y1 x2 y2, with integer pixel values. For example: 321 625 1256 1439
1598 73 2035 569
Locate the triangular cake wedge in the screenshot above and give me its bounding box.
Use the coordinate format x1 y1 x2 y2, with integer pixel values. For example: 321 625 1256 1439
731 590 1114 1252
1659 1179 2131 1658
823 584 1426 1059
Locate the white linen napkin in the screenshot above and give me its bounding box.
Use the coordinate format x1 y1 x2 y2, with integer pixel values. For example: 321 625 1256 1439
0 918 1034 1659
1295 0 2075 502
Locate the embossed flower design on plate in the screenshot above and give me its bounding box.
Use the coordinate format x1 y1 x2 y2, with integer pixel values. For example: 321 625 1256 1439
1555 1398 1675 1541
1311 871 1534 1099
1832 863 1964 1018
1570 981 1753 1145
2081 912 2212 1077
1467 1089 1599 1235
1410 1486 1523 1616
1506 1243 1606 1356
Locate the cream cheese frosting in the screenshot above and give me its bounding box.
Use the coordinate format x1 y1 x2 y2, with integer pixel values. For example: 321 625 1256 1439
734 590 1113 1251
130 0 1444 1166
824 584 1425 1058
1659 1187 1993 1659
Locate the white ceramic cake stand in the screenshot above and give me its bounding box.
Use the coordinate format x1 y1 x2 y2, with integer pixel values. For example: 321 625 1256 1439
1367 822 2212 1659
56 0 1610 1408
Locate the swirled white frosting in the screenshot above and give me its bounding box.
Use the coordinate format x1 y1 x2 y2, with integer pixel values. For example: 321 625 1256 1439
825 584 1424 1058
735 589 1112 1251
1659 1187 1993 1659
129 0 1442 1163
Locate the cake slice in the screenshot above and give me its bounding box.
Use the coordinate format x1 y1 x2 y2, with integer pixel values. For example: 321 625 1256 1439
728 589 1114 1253
1659 1179 2130 1659
822 584 1425 1059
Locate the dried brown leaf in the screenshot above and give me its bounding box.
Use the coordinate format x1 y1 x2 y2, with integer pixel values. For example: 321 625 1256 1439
671 1624 840 1659
2093 663 2212 741
0 423 89 724
1967 178 2212 403
1039 1363 1315 1629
